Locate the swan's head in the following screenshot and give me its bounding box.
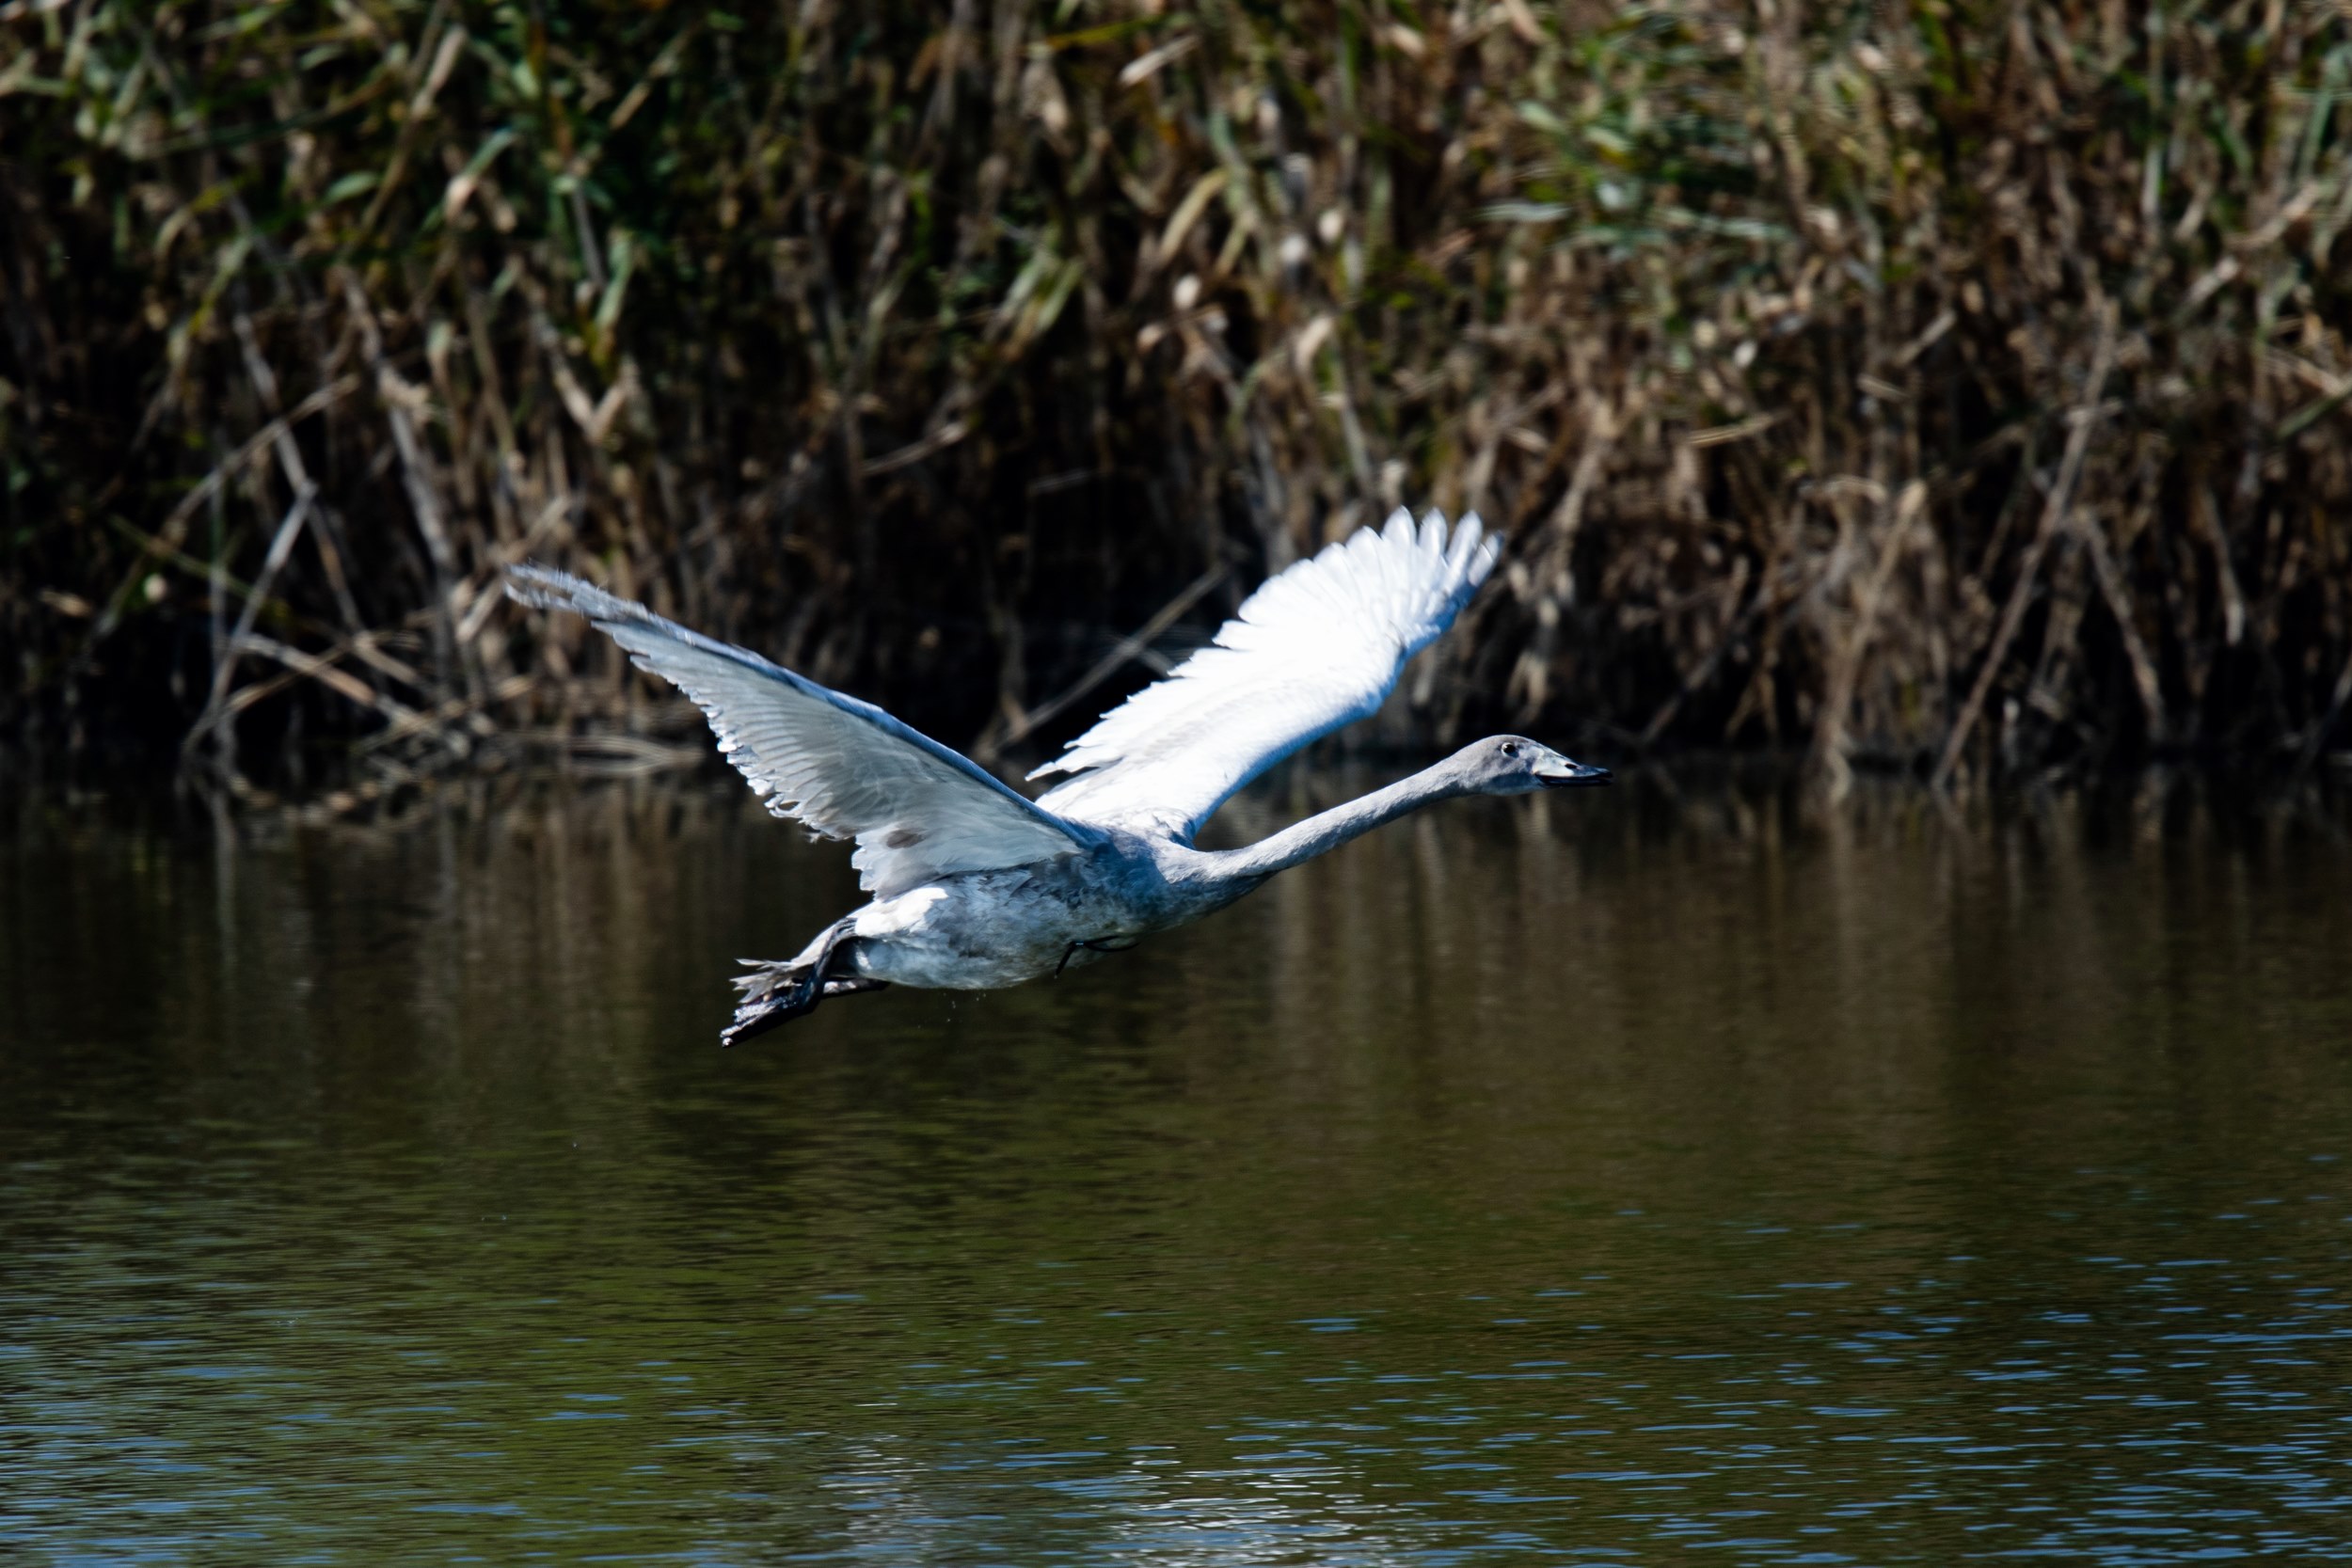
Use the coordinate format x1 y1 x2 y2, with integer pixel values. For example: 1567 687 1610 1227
1454 736 1613 795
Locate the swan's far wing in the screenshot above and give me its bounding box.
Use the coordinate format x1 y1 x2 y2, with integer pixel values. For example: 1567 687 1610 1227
1031 509 1500 839
508 567 1101 896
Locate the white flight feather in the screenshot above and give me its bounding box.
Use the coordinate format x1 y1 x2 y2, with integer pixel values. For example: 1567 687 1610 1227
506 566 1102 898
1032 508 1501 838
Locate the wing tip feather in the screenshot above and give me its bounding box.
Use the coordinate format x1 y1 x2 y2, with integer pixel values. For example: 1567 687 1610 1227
502 561 586 612
507 561 613 613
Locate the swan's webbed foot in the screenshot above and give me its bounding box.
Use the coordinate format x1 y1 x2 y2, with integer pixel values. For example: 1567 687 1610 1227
722 920 882 1047
1055 936 1141 978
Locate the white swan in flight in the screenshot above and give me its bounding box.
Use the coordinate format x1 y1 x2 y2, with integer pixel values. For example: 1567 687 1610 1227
508 509 1611 1044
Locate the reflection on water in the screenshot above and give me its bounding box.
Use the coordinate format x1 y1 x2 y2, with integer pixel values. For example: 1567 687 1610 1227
2 773 2349 1563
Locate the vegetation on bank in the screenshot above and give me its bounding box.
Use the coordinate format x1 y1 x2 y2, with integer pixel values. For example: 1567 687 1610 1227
4 0 2350 800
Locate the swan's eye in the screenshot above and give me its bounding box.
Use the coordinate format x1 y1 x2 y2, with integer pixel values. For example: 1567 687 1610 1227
1502 741 1519 757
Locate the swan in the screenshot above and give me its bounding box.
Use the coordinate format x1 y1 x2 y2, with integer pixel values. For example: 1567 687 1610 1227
507 509 1610 1044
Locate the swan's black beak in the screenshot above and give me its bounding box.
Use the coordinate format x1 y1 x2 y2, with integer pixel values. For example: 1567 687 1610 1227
1539 760 1613 788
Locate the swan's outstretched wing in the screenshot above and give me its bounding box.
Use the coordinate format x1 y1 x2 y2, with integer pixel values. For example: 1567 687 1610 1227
1031 509 1500 838
508 566 1102 896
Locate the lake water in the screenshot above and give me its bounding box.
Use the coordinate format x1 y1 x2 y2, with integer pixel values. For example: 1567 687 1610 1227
3 773 2349 1564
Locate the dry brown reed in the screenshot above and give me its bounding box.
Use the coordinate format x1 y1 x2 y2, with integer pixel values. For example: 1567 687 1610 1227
5 0 2351 804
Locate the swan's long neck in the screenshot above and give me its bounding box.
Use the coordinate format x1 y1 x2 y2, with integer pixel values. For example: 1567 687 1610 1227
1208 762 1470 881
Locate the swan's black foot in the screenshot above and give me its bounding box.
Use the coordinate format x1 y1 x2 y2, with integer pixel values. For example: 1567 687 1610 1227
722 921 883 1046
723 972 889 1047
1055 936 1141 977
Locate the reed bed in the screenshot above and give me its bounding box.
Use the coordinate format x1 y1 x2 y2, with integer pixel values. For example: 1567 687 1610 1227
5 0 2350 802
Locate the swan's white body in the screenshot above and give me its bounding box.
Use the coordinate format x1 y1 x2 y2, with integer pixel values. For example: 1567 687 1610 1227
830 839 1226 990
509 509 1609 1042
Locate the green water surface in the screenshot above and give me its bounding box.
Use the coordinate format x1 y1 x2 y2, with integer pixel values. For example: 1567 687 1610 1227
3 777 2348 1564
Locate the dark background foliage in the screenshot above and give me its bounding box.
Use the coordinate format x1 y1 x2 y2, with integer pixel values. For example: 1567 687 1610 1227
4 0 2350 803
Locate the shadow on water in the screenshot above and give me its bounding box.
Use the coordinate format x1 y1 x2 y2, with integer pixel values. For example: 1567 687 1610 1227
2 770 2349 1563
